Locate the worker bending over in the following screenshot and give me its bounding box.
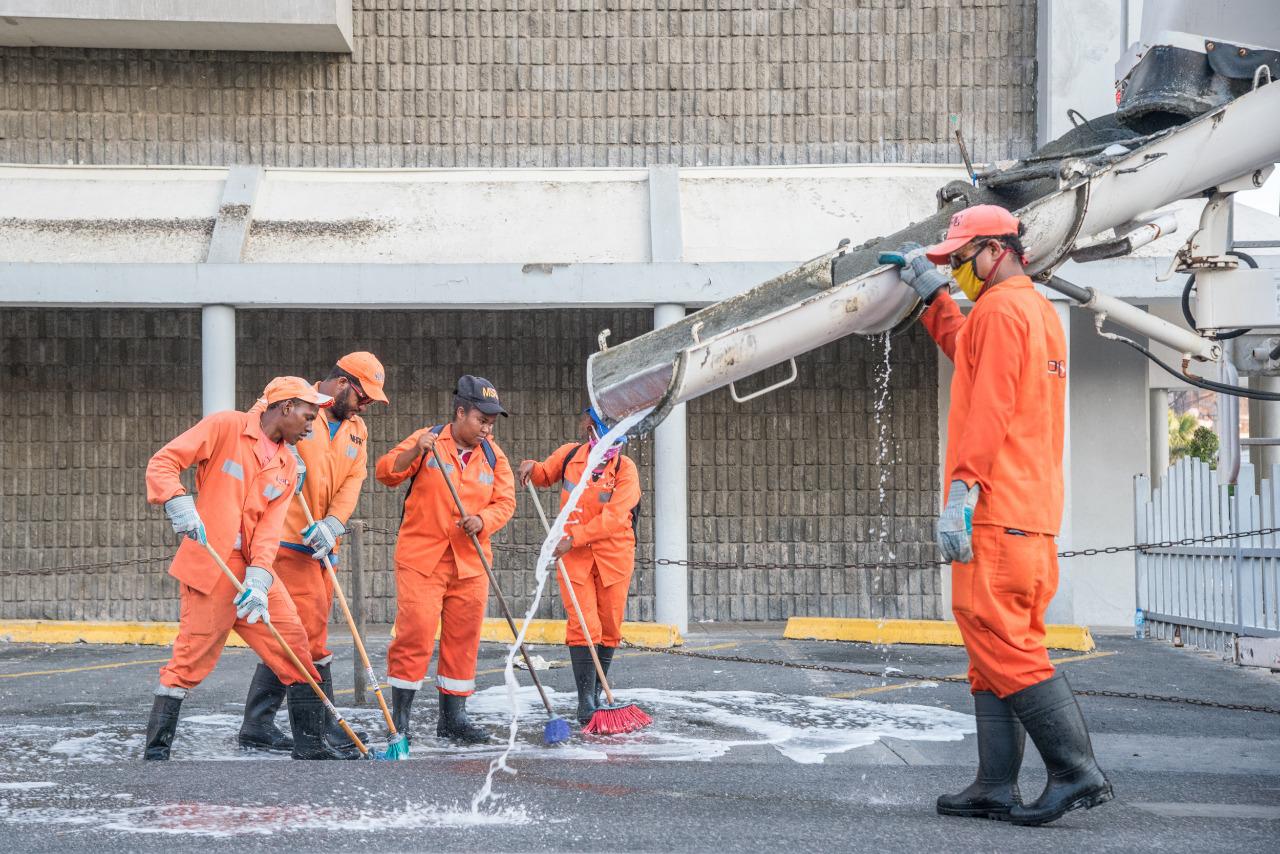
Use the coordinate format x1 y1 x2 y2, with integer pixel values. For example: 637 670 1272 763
888 205 1112 826
519 407 641 724
376 375 516 744
143 377 359 761
237 353 389 755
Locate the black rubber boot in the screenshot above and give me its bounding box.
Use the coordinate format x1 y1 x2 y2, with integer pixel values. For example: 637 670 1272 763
237 663 292 752
391 687 416 743
286 683 365 760
315 662 368 749
144 694 182 761
1007 673 1114 826
594 645 616 709
937 691 1025 820
436 691 492 744
569 646 598 724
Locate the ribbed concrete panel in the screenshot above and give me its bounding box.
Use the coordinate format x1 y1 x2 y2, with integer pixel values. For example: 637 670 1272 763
0 1 1036 168
0 307 939 623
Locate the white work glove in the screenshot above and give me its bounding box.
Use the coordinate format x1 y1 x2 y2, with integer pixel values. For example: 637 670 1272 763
290 446 307 495
163 495 206 544
233 566 273 624
302 515 346 559
879 241 952 304
937 480 980 563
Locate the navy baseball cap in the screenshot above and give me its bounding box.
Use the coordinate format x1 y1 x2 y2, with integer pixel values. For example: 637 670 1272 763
455 375 508 417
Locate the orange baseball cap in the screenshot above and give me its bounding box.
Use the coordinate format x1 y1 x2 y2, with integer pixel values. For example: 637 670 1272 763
262 376 333 407
925 205 1021 264
336 351 389 404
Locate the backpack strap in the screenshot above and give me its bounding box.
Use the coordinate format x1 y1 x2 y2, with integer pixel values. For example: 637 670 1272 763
401 425 449 523
557 443 586 489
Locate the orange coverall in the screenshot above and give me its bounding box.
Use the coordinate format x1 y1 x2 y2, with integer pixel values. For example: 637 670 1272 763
921 276 1067 698
145 410 319 689
528 444 641 646
249 393 369 665
376 424 516 695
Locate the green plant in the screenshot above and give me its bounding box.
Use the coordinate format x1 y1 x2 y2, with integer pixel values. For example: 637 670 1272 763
1188 425 1219 467
1168 410 1219 467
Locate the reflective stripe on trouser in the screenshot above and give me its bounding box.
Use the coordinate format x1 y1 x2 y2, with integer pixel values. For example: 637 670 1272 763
386 552 488 696
158 554 320 690
272 546 335 663
951 524 1059 698
557 557 632 647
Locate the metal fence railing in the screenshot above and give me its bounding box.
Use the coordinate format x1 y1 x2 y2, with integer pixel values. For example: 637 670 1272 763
1135 459 1280 655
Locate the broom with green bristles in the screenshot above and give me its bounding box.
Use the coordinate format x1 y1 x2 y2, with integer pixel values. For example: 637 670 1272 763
525 481 652 735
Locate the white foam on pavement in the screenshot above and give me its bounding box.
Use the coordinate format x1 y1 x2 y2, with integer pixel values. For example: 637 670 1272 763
0 792 532 837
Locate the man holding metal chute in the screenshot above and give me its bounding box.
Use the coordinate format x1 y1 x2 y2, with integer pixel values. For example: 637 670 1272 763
884 205 1112 826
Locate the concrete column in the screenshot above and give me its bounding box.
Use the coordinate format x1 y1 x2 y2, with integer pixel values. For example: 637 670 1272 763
1046 300 1075 626
201 304 236 415
1150 388 1170 486
653 302 689 632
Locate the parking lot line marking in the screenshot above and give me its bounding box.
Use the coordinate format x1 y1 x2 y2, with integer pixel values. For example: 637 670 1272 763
827 650 1118 699
0 649 249 679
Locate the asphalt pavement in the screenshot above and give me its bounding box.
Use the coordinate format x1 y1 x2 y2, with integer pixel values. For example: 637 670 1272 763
0 625 1277 852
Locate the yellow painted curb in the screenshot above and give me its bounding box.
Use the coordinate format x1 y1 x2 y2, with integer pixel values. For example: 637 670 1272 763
783 617 1095 652
391 618 683 647
0 620 249 648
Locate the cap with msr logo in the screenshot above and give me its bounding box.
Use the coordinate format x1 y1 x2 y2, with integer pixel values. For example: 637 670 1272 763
455 375 508 417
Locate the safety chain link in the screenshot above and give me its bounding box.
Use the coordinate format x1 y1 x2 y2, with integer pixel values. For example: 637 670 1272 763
620 641 1280 716
12 525 1280 579
0 555 171 577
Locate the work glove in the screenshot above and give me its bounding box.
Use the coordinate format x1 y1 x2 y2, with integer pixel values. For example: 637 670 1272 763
879 241 951 304
290 446 307 495
162 495 206 545
233 566 273 624
302 515 346 559
937 480 980 563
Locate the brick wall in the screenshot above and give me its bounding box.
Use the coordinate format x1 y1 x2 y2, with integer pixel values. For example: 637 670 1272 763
0 307 938 623
0 1 1037 168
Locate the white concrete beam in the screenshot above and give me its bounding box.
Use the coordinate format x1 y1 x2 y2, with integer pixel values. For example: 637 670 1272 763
0 261 794 309
0 1 353 52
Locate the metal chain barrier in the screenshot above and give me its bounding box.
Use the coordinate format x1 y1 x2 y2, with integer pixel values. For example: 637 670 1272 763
12 524 1280 577
359 524 1280 572
0 554 171 577
620 641 1280 716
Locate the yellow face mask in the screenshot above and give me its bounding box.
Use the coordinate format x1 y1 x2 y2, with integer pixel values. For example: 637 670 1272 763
952 256 985 301
951 246 1012 301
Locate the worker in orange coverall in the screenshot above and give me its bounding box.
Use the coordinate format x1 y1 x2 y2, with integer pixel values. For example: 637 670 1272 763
518 407 640 724
236 353 389 755
887 205 1111 825
143 376 361 761
375 375 516 744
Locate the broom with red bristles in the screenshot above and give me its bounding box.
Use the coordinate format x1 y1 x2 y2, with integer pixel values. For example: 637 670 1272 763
526 481 652 735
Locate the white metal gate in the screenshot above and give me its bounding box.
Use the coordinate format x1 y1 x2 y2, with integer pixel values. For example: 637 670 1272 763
1134 458 1280 655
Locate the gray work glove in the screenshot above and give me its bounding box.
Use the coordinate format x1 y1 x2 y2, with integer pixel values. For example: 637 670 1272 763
302 515 346 559
163 495 206 545
233 566 273 624
937 480 980 563
879 241 951 304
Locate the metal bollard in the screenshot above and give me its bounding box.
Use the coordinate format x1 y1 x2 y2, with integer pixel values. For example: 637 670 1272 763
349 519 367 706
